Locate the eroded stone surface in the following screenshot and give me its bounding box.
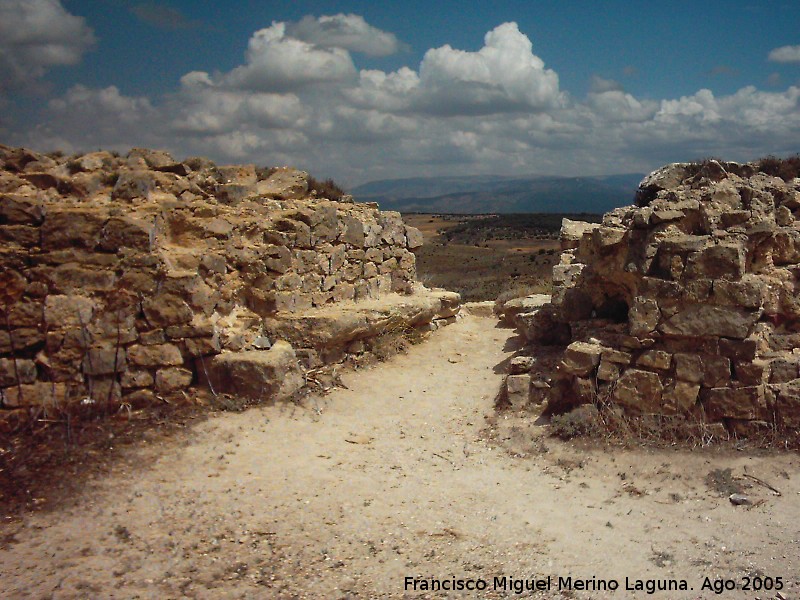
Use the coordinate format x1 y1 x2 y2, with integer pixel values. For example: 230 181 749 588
508 160 800 434
0 143 442 419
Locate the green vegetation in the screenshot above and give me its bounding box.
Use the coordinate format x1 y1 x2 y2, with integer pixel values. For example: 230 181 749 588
439 212 601 245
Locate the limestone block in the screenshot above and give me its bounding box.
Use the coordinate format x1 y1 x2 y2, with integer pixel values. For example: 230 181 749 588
44 295 96 328
597 358 620 381
365 248 384 263
275 272 302 291
774 381 800 427
204 341 303 402
662 381 700 414
121 369 154 389
379 257 397 274
0 301 42 328
273 291 312 313
40 264 117 293
0 194 44 224
99 216 153 251
702 385 766 420
1 381 69 407
331 283 355 303
562 341 603 376
128 148 175 169
674 353 703 383
264 245 292 273
256 168 308 199
711 278 765 308
82 345 127 376
405 226 424 249
431 290 461 319
155 367 193 393
611 369 663 413
340 216 366 247
601 349 632 364
343 261 362 282
592 226 626 249
552 263 584 286
0 328 44 354
143 294 193 327
509 356 534 375
635 163 692 205
127 343 183 367
650 209 685 224
718 337 757 362
684 244 745 280
216 164 256 185
183 335 221 358
41 208 107 250
506 374 531 408
329 245 346 273
735 360 768 386
0 224 39 247
560 219 597 250
629 297 659 336
363 262 378 278
636 350 672 370
112 169 158 200
379 212 406 245
768 357 799 383
659 305 757 339
0 358 37 386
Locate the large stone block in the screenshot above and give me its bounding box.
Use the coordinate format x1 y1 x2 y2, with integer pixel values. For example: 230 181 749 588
505 374 531 409
142 294 193 327
562 341 604 376
659 305 758 339
0 358 37 387
611 369 663 413
702 385 766 420
41 209 107 250
684 244 745 280
629 297 659 336
155 367 193 393
82 345 127 376
0 194 44 225
127 343 183 367
44 295 96 328
204 341 303 402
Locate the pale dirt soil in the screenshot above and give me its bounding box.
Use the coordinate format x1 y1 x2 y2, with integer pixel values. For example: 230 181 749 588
1 314 799 599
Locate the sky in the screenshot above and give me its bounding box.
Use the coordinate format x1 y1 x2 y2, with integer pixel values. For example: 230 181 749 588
1 0 800 187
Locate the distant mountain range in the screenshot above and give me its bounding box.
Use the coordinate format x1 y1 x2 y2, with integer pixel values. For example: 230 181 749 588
351 173 645 214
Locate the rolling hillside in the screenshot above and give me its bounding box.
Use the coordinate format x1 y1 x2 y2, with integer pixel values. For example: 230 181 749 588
352 173 644 214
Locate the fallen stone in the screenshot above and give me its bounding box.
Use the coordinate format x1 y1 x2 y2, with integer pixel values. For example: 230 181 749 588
204 341 303 402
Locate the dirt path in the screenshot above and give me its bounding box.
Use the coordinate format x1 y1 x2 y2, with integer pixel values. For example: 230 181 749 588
1 314 799 599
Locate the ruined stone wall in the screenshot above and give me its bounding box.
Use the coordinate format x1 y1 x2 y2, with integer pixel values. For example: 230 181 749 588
0 144 425 420
516 160 800 434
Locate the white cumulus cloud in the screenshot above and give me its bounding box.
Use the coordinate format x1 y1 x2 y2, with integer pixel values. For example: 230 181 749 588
286 14 404 57
0 0 95 91
11 18 800 185
222 22 356 92
768 45 800 63
415 22 562 115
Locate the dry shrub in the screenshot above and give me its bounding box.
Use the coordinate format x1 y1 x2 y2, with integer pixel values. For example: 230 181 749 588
307 175 345 201
757 155 800 181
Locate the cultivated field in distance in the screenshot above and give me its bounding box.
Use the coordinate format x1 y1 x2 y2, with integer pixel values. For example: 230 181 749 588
403 213 601 302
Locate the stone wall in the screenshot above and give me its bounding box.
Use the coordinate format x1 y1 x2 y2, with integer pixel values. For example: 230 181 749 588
510 160 800 434
0 144 444 423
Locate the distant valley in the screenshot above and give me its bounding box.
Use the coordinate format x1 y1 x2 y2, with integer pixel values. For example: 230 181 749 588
351 173 645 214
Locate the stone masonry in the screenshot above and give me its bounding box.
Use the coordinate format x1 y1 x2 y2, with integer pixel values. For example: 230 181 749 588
0 144 457 424
508 160 800 435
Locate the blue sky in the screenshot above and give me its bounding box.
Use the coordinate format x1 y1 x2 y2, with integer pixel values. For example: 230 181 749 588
2 0 800 185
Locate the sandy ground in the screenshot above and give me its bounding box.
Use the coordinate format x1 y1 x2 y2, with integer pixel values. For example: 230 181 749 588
1 314 799 599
